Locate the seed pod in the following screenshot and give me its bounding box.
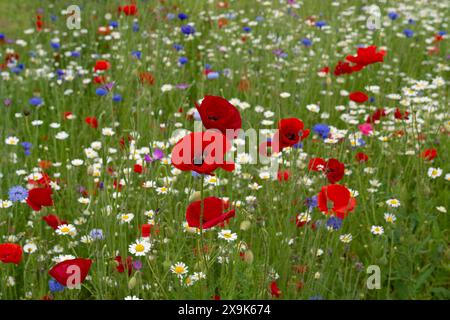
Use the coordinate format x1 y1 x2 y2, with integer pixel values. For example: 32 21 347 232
240 220 251 231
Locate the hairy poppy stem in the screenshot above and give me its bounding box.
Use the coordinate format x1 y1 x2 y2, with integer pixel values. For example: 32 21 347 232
199 174 208 271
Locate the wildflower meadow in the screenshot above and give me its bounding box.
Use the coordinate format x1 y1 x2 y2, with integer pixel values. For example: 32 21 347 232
0 0 449 301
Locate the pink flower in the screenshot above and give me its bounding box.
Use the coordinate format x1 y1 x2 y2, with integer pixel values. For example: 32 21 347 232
358 123 373 136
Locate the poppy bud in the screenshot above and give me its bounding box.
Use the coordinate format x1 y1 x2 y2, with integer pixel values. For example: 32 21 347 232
163 260 171 269
240 220 251 231
128 276 137 290
189 191 201 202
243 250 254 264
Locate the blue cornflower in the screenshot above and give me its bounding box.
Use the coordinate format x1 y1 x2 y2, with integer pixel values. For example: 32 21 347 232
29 97 43 106
173 44 183 51
403 29 414 38
109 21 119 28
315 20 327 28
408 18 416 24
10 66 23 74
438 31 447 36
369 96 375 103
8 186 28 202
181 25 195 35
166 13 176 20
308 295 325 300
178 13 188 20
388 12 399 20
207 71 219 79
89 229 104 240
21 142 32 156
71 51 81 58
95 87 108 96
191 171 203 178
313 123 330 139
132 21 139 32
49 279 65 292
243 26 251 33
50 41 60 50
305 196 318 210
193 110 201 121
301 38 312 46
178 56 188 65
357 138 366 147
326 217 343 230
112 94 122 102
131 51 141 59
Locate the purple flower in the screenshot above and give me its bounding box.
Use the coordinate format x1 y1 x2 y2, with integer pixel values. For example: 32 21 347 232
176 83 191 90
152 149 164 160
133 260 143 270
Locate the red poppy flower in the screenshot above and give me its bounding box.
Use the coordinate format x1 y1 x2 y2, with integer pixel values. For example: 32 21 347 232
333 60 354 76
36 15 43 32
94 60 110 72
277 170 290 182
421 148 437 161
271 118 310 153
141 224 152 237
42 214 67 230
134 164 143 174
93 75 106 84
345 45 386 69
320 66 330 74
325 158 345 183
308 158 326 171
26 187 53 211
317 184 356 219
139 71 155 85
115 256 133 276
118 4 137 16
0 243 23 265
85 116 98 129
97 26 111 36
355 152 369 162
270 281 281 298
171 131 235 175
308 158 345 183
195 96 242 136
28 173 52 188
186 197 235 229
49 258 92 287
63 111 74 120
366 108 386 123
394 108 409 120
349 91 369 103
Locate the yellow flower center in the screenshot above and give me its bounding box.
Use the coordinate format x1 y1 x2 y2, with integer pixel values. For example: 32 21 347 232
135 244 145 252
174 266 185 274
60 227 70 233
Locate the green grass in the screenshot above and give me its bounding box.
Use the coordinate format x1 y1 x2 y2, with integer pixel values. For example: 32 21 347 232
0 0 449 300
